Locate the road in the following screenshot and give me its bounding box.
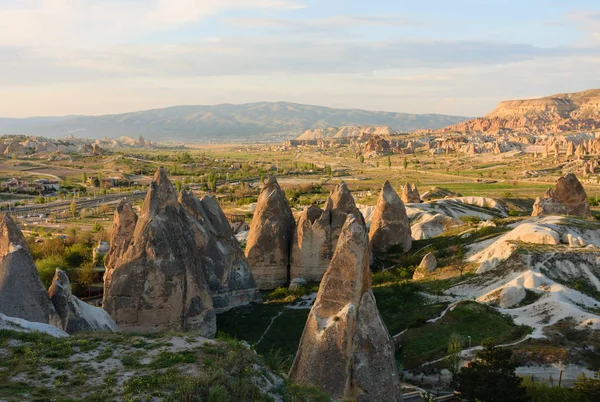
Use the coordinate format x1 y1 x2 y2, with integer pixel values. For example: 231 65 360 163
7 192 147 216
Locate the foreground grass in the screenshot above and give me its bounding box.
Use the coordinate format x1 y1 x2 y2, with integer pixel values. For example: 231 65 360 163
0 329 329 402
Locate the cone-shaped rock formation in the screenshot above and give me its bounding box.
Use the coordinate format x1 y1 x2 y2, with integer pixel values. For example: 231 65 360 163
49 269 118 334
103 200 138 307
245 176 296 289
401 183 421 203
0 214 59 325
289 215 402 401
369 181 412 253
291 182 367 282
103 168 216 335
179 190 261 312
532 173 591 218
290 204 330 281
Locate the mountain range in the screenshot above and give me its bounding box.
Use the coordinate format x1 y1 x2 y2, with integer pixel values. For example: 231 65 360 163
434 89 600 134
0 102 467 143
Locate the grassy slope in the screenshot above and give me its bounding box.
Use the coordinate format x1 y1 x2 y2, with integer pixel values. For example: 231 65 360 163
0 329 328 402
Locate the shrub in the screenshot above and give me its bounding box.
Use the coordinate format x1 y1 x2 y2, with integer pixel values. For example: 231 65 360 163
36 255 69 287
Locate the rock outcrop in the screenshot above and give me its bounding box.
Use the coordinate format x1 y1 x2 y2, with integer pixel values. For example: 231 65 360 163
290 204 331 282
290 182 367 282
246 176 296 289
412 252 437 280
369 181 412 253
401 183 421 203
498 285 526 308
0 214 59 325
289 215 402 401
49 269 118 334
103 200 138 307
434 89 600 135
179 191 261 312
103 168 216 335
532 173 592 218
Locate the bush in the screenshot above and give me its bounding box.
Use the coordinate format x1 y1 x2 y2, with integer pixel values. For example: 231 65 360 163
460 215 482 226
36 255 69 287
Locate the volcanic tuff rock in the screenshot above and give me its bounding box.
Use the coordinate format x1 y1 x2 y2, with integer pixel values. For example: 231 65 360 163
532 173 591 218
290 204 331 282
401 183 421 203
435 89 600 134
291 182 367 282
412 252 437 280
103 168 216 335
103 200 138 307
178 191 261 312
289 215 402 401
0 214 59 325
49 269 118 334
245 176 296 289
369 181 412 253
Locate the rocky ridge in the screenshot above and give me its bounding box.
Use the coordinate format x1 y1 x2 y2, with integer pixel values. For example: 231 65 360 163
435 89 600 134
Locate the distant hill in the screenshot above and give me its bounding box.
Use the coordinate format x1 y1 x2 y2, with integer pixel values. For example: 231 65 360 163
434 89 600 134
0 102 468 143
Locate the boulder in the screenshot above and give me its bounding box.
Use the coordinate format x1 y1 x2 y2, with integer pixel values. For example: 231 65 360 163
0 214 59 325
289 278 308 290
246 176 296 289
0 312 67 338
369 181 412 253
289 215 402 401
412 252 437 280
532 173 591 218
401 183 421 203
498 285 526 308
103 168 216 335
49 269 118 334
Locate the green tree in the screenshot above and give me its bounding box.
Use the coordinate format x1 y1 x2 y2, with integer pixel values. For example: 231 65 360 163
574 373 600 401
70 199 77 218
387 156 392 169
175 180 182 193
82 171 87 184
359 155 365 164
457 340 530 402
35 255 69 288
446 333 463 379
403 158 408 170
77 262 96 297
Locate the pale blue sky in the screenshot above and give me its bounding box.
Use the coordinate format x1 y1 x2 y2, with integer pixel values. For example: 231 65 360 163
0 0 598 117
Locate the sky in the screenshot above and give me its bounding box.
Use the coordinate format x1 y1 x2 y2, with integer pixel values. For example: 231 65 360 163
0 0 599 118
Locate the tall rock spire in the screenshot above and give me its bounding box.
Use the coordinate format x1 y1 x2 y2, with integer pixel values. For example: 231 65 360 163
289 215 402 401
369 181 412 253
0 214 59 325
245 176 295 289
103 167 216 335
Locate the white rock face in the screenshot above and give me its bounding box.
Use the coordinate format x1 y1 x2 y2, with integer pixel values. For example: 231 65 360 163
499 285 526 308
411 213 462 240
49 269 118 334
469 217 599 274
0 313 68 338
